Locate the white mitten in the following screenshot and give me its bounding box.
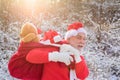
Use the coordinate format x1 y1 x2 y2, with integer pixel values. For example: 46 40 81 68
60 44 81 63
49 51 73 65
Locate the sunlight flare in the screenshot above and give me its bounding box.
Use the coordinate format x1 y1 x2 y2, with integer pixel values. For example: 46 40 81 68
24 0 37 9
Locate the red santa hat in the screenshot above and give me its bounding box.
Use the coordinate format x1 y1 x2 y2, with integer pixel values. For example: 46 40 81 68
65 22 87 40
43 30 62 44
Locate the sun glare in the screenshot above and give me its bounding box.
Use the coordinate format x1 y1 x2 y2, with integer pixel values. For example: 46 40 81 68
24 0 37 9
24 0 36 5
23 0 52 10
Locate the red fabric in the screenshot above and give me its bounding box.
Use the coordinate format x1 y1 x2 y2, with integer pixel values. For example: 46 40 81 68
43 30 60 43
68 22 83 30
42 62 69 80
8 42 55 80
26 41 89 80
75 56 89 80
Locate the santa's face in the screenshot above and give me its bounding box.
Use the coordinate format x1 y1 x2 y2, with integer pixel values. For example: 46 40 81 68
67 33 86 50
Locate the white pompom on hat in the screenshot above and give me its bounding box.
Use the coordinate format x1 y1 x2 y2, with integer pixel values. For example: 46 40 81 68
43 30 62 44
65 22 87 40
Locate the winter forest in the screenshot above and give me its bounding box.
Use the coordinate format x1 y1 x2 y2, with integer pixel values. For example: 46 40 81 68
0 0 120 80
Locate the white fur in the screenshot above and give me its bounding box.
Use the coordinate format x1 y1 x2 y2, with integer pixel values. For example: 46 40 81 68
53 35 62 43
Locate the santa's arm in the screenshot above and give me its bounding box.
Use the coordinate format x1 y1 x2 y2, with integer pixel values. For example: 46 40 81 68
26 47 73 65
26 48 49 64
75 56 89 79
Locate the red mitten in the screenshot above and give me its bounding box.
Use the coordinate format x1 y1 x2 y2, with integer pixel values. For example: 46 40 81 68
68 55 75 69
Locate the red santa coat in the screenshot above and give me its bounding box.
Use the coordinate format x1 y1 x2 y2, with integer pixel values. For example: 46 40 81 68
8 42 57 80
27 42 89 80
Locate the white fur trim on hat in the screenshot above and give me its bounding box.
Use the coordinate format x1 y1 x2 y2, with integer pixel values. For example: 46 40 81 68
53 35 62 43
65 30 77 40
65 28 87 40
77 28 87 36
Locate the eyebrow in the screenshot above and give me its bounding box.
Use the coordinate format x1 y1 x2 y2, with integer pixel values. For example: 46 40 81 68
77 34 86 39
